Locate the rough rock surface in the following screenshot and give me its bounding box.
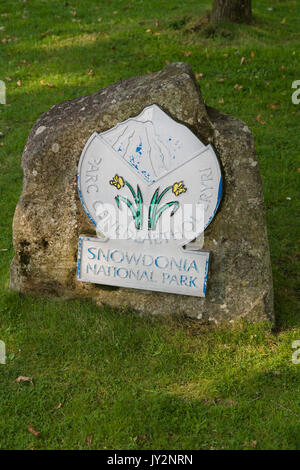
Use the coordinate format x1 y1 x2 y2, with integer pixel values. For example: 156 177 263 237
11 62 274 323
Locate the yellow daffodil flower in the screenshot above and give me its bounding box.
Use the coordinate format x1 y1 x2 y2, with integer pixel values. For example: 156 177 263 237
109 174 124 190
172 181 187 196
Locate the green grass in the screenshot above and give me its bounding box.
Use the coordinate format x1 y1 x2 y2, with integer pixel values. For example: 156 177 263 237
0 0 299 450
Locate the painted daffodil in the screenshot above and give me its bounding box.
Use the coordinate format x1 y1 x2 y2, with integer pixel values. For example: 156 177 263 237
109 174 124 190
172 181 187 197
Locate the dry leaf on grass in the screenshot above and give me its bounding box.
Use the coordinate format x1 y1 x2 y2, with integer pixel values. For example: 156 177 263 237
40 31 51 38
256 114 267 125
27 425 40 437
244 440 257 448
183 51 192 57
16 376 33 384
86 434 93 446
40 80 54 87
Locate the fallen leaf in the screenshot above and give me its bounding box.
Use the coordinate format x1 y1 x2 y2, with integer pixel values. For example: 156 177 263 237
86 434 93 446
250 50 255 58
138 433 147 441
16 376 33 384
218 77 225 82
195 73 203 80
40 31 51 38
280 18 286 24
256 114 267 125
219 98 224 104
5 77 11 81
87 70 94 75
97 17 102 22
17 80 21 87
55 402 62 410
27 425 39 437
40 80 54 87
223 53 228 57
240 56 245 65
280 65 285 71
234 84 243 90
145 29 152 33
183 51 192 57
165 60 170 65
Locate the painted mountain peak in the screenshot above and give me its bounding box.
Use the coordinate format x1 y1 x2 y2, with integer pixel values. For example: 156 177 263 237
100 104 206 183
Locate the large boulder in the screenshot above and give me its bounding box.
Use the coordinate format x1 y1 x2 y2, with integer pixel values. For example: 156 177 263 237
11 62 274 323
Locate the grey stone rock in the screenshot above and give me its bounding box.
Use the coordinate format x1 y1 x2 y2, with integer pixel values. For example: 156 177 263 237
11 62 274 323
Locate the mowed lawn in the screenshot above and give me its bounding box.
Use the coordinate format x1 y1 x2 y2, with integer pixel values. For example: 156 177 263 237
0 0 299 450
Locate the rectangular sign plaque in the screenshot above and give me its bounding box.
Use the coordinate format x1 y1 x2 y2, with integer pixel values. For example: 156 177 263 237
77 237 210 297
